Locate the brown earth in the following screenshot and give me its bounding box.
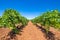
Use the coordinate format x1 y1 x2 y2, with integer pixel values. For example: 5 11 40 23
50 27 60 40
0 28 11 40
17 21 46 40
0 21 60 40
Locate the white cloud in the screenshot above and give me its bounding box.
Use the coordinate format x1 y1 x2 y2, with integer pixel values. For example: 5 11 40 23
20 12 43 19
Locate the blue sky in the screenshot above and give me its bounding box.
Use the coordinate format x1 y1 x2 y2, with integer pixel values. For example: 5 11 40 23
0 0 60 19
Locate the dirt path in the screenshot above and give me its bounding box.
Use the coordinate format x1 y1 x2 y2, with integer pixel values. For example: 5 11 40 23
0 28 11 40
17 21 46 40
0 21 60 40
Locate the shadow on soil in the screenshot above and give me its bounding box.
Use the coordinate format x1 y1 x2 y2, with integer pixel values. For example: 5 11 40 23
1 25 25 40
36 24 55 40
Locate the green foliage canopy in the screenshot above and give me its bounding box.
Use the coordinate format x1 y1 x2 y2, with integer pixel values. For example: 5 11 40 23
31 10 60 33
